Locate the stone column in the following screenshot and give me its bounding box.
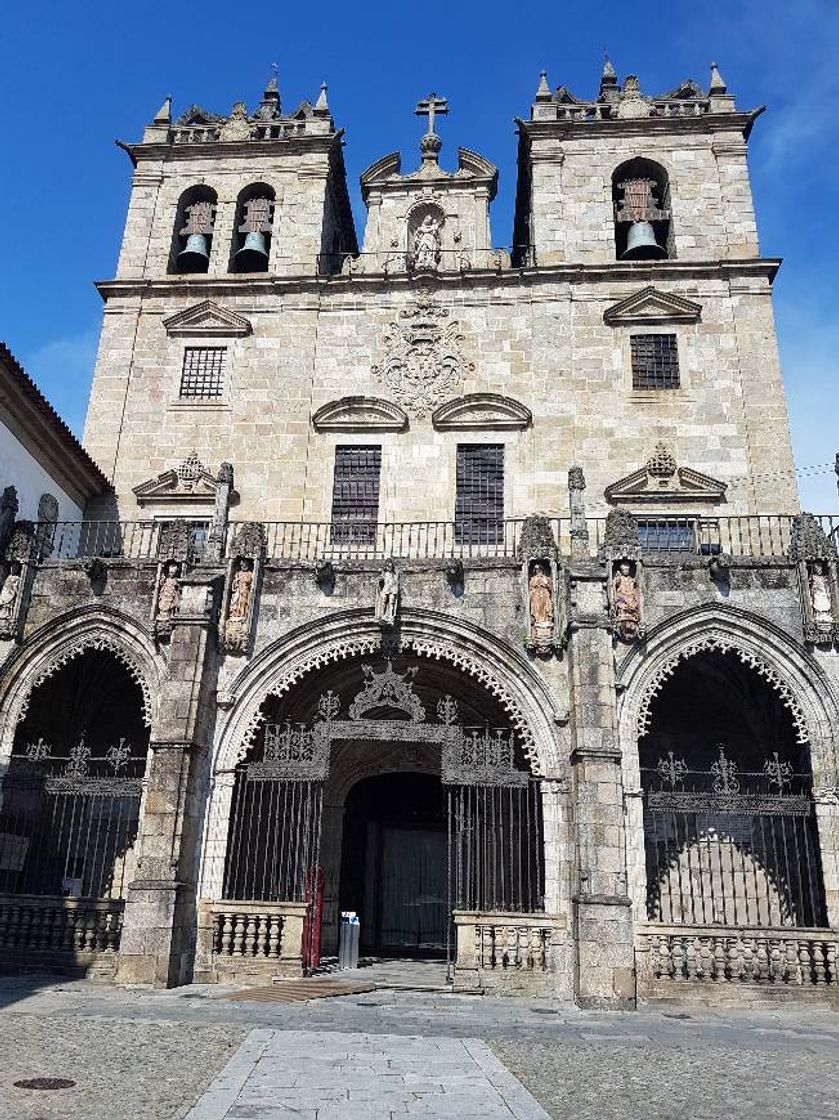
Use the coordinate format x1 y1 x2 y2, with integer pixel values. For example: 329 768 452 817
116 575 217 987
567 567 635 1008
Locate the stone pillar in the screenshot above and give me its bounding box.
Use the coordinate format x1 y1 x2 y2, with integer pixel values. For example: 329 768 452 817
116 575 216 987
567 568 636 1008
568 466 589 562
814 798 839 930
206 462 234 563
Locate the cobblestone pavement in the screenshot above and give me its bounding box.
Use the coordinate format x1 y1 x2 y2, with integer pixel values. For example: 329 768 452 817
0 976 837 1119
186 1028 549 1119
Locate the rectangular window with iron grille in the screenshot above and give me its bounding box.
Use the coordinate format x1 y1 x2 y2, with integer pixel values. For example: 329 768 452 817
630 333 680 390
179 347 226 398
331 446 381 544
455 444 504 545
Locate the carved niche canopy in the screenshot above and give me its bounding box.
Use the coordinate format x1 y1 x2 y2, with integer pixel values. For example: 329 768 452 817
133 452 221 507
432 393 532 431
605 443 727 504
162 300 252 338
312 396 408 432
603 286 702 327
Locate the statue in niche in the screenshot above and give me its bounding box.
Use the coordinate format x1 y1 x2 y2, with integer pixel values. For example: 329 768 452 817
412 213 442 271
155 561 182 636
375 558 399 628
224 558 255 650
0 563 21 627
612 560 641 641
528 561 554 646
810 562 833 624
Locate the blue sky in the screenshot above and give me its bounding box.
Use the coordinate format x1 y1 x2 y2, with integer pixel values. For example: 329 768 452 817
1 0 837 510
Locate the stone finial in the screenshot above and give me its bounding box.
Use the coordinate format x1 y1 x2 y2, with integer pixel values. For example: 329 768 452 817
789 513 837 563
153 96 172 125
517 514 558 562
568 465 586 492
535 71 553 103
646 443 678 480
314 81 330 115
599 53 618 99
601 508 641 561
231 521 267 560
709 61 727 94
217 461 234 486
255 65 281 120
415 92 449 165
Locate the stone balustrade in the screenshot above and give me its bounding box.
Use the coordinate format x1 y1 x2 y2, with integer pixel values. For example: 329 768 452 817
452 910 567 993
195 900 309 983
636 924 839 999
0 894 123 975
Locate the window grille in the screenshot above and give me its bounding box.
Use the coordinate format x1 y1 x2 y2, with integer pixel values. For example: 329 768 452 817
455 444 504 545
630 334 680 390
637 519 696 552
330 446 382 544
179 347 226 398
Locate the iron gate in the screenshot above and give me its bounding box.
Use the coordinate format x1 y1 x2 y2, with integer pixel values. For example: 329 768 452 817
642 745 827 928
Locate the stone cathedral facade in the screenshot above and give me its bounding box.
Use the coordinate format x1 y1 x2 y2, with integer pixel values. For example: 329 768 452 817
0 61 837 1007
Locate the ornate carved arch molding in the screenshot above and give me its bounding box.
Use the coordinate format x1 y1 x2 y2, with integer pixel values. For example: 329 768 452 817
216 613 560 776
636 635 810 745
0 613 160 753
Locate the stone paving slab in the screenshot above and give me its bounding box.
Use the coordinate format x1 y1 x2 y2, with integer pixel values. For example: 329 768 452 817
185 1028 551 1120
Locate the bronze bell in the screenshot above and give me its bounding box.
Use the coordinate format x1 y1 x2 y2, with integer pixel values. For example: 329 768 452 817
622 220 667 261
234 231 269 272
177 233 210 273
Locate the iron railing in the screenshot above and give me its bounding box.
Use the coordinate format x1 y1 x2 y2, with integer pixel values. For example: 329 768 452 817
28 514 839 564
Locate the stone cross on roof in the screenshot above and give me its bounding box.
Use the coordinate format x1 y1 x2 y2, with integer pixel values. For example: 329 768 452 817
415 92 449 136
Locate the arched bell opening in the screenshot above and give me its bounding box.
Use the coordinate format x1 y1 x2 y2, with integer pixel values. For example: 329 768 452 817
639 649 827 929
612 157 673 261
218 652 545 970
230 183 275 273
170 185 217 274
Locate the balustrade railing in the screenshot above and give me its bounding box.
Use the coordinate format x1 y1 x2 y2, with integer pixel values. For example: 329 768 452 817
26 514 839 564
637 925 838 989
0 895 123 957
452 910 563 991
211 903 284 961
316 246 528 277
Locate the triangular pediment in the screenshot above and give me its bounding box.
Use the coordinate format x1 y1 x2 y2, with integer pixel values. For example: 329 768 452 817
603 286 702 326
312 396 408 432
432 393 532 431
605 444 727 504
133 453 219 506
163 300 252 338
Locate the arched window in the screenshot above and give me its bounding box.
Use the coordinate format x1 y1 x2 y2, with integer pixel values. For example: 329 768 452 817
612 158 672 261
230 184 275 273
170 185 218 274
640 650 826 929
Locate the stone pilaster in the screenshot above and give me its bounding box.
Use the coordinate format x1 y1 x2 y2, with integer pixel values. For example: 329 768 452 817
568 567 635 1008
116 575 217 987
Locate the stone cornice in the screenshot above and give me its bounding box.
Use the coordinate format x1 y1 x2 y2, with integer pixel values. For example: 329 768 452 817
124 131 341 164
96 256 782 302
517 108 763 144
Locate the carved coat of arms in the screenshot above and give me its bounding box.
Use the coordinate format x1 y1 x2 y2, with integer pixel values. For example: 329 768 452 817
372 288 473 417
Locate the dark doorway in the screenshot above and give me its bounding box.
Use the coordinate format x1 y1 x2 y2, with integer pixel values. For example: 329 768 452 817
339 773 447 956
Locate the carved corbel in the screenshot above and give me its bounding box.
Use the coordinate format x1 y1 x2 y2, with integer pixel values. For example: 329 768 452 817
789 513 839 646
518 515 563 654
0 521 37 641
445 558 464 592
602 509 644 642
220 522 266 655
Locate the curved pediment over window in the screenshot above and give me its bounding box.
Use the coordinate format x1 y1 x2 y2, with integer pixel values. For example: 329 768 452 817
311 396 408 432
431 393 532 431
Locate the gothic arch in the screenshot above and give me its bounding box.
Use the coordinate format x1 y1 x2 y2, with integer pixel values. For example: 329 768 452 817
213 608 563 777
616 603 839 791
0 606 162 758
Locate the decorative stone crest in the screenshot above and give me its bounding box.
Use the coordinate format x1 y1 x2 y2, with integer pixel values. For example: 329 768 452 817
348 663 425 723
517 515 558 563
219 101 253 142
157 519 194 565
374 559 400 629
788 513 837 563
601 509 641 562
371 287 474 417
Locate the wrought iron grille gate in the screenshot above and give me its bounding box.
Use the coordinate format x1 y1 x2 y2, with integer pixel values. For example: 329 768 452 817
222 665 545 971
642 745 827 928
0 737 144 899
